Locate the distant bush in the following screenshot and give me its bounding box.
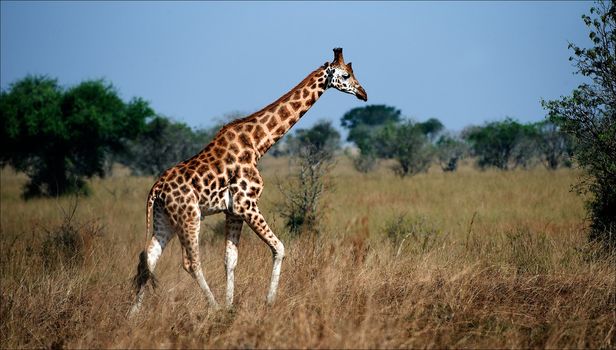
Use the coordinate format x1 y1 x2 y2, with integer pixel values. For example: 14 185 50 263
463 118 538 170
534 120 573 170
435 134 468 172
117 115 218 176
375 121 435 177
352 152 378 173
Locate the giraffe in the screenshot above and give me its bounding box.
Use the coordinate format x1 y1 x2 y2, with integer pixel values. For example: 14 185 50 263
130 48 367 314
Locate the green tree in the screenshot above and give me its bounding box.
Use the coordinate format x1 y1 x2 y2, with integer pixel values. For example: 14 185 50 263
534 120 573 170
463 118 537 170
542 1 615 247
292 120 341 159
341 104 402 156
435 134 468 172
418 117 445 142
374 120 434 177
0 76 153 198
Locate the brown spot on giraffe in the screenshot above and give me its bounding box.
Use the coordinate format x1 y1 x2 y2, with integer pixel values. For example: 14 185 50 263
292 89 301 100
266 116 278 130
229 143 240 155
278 105 290 120
238 150 253 164
253 125 265 141
212 160 223 174
291 101 302 111
238 133 252 147
274 125 286 137
218 137 229 148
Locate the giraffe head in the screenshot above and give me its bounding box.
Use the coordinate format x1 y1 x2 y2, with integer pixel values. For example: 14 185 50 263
326 48 368 101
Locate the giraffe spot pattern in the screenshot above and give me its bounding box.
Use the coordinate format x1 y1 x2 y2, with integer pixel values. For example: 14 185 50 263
136 63 332 310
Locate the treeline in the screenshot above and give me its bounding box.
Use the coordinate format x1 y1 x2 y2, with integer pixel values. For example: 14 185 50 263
0 76 581 197
270 105 573 177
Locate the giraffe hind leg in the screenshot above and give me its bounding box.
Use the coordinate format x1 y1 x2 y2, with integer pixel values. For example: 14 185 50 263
224 214 243 307
176 206 219 309
129 204 174 316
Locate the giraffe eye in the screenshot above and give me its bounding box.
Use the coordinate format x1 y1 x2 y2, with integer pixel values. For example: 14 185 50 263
342 73 350 80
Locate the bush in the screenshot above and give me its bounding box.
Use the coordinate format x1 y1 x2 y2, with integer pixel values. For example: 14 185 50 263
375 121 434 177
40 199 103 270
279 146 334 235
435 134 468 172
118 115 217 176
352 152 378 173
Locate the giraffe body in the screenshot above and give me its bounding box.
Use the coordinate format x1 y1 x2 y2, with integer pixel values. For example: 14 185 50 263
130 48 367 314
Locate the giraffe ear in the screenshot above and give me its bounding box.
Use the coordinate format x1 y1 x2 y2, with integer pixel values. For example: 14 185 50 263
332 47 344 65
347 62 353 72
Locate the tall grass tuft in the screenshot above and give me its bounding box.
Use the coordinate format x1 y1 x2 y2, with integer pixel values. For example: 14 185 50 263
384 213 442 257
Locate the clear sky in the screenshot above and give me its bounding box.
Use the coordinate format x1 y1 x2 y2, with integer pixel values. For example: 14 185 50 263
1 1 591 134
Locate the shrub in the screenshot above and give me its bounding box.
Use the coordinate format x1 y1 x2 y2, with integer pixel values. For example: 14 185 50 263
40 200 103 270
352 152 378 173
279 146 334 235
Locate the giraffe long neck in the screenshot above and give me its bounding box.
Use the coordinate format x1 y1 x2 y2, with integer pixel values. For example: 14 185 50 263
251 65 330 158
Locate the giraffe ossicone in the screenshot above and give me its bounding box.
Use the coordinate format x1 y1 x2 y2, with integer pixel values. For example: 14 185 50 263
130 48 367 314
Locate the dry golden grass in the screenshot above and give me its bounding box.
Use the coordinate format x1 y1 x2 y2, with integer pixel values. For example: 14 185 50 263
1 157 614 348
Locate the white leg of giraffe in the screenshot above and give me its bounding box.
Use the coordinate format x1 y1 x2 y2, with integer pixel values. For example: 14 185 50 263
237 204 285 305
224 214 243 307
194 268 218 309
267 239 285 305
130 205 174 316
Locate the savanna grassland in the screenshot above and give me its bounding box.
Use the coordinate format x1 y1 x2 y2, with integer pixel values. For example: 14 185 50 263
1 157 614 348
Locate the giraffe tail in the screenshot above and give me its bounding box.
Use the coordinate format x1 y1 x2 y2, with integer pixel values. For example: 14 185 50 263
133 250 157 293
143 182 163 247
132 183 161 294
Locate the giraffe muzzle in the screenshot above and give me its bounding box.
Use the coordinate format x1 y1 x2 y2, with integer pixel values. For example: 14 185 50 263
356 86 368 102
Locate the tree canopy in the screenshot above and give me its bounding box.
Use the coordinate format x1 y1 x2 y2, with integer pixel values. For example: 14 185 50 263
463 118 538 170
1 75 154 197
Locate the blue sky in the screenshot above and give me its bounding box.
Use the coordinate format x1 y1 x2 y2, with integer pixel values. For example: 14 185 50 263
1 1 591 134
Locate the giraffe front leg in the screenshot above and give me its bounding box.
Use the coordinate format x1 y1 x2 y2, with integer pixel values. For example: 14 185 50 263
224 214 243 308
236 204 285 305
